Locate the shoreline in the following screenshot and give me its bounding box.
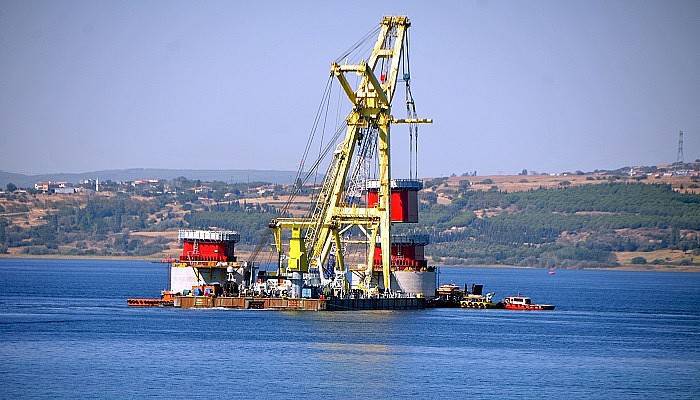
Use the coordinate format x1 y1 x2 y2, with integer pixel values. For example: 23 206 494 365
438 263 700 273
0 254 698 272
0 254 158 262
582 265 700 273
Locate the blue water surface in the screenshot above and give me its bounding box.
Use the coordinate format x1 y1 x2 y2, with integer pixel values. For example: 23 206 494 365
0 259 698 399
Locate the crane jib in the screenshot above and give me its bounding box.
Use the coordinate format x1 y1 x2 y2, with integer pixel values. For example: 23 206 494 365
269 15 432 296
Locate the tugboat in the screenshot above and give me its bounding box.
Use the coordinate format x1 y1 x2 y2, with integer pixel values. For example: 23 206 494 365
503 295 555 311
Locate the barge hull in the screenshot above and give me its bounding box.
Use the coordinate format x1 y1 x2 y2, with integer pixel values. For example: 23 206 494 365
166 296 426 311
174 296 327 311
326 297 426 311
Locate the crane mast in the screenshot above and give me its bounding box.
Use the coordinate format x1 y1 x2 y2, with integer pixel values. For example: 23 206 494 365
271 16 431 294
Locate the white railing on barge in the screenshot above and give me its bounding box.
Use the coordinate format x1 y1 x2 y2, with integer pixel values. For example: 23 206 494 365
177 229 240 242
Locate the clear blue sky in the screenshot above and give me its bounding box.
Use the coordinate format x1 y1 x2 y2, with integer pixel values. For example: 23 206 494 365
0 0 698 177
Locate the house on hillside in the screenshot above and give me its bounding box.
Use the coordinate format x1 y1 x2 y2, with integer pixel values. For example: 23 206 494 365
34 181 75 194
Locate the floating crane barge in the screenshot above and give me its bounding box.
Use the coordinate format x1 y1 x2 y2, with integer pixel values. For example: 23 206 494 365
128 15 440 311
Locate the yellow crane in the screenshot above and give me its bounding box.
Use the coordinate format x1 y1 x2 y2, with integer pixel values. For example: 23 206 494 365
270 15 431 295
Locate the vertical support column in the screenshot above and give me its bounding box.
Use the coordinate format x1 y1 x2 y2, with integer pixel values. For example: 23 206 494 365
378 114 392 292
331 229 345 274
365 224 379 289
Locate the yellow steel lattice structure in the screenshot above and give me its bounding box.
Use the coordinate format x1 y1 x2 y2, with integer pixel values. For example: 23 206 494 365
271 16 431 292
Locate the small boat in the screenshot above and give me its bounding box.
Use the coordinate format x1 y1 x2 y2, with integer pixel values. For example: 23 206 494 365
151 257 177 264
127 291 175 307
547 267 556 275
460 292 501 309
503 295 555 311
126 298 164 307
429 284 465 308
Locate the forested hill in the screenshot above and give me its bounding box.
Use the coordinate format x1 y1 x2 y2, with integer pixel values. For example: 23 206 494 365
411 183 700 267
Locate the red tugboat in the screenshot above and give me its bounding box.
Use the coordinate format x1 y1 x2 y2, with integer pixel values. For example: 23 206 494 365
503 296 555 311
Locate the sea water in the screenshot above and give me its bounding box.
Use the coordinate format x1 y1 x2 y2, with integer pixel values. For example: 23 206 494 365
0 259 698 399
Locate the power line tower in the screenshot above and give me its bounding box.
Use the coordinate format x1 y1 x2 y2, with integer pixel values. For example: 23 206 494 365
676 130 684 163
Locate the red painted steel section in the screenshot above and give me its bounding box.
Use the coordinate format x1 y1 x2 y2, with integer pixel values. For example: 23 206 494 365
373 244 427 270
180 240 235 262
367 189 418 223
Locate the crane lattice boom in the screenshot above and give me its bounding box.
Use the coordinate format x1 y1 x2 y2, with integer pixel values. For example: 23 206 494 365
271 16 431 293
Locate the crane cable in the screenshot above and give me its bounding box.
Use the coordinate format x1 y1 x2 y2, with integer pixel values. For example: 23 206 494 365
249 76 334 265
334 24 381 64
250 22 381 266
403 30 419 180
250 81 350 265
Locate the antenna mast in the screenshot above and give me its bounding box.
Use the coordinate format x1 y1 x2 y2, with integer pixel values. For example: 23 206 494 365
677 130 684 163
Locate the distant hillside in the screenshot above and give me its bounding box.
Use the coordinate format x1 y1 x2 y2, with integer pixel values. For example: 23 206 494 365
413 182 700 268
1 178 698 269
0 168 308 188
